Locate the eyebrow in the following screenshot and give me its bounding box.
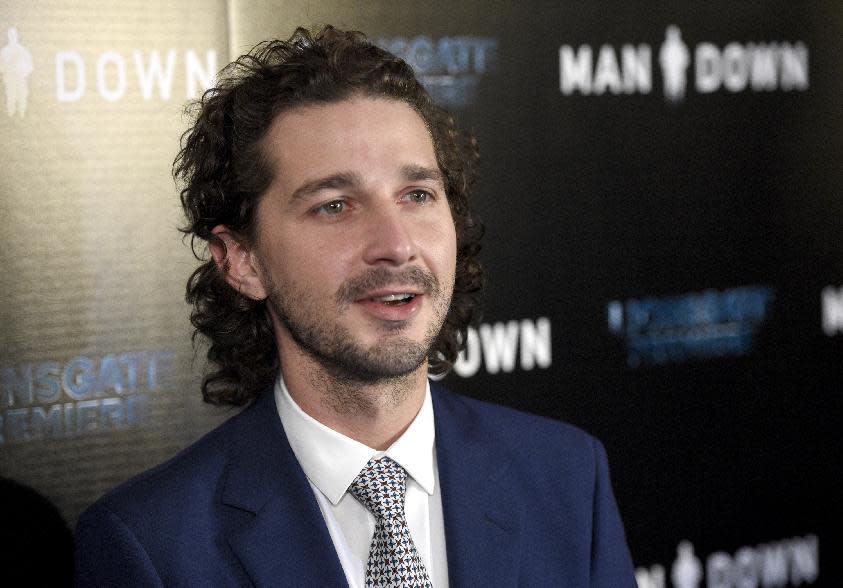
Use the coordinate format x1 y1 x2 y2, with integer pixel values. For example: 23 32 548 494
289 165 444 201
401 164 444 184
290 171 363 201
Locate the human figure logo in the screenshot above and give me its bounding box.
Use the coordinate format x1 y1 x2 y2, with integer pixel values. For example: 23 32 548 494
671 541 703 588
822 285 843 336
659 25 690 103
0 27 33 118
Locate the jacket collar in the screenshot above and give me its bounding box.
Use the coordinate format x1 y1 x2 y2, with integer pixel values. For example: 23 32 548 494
221 388 347 587
431 381 523 587
218 382 524 587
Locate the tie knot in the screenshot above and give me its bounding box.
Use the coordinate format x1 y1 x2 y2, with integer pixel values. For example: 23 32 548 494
349 457 408 520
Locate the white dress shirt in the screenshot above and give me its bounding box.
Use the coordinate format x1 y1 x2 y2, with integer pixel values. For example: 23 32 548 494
275 376 449 588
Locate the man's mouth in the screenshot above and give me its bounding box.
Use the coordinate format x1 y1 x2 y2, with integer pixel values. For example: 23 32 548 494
337 266 439 310
350 287 426 322
369 293 418 306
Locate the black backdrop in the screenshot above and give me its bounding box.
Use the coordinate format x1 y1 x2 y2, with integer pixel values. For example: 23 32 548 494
432 3 840 586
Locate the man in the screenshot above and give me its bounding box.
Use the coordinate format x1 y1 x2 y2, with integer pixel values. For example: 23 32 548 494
76 26 636 587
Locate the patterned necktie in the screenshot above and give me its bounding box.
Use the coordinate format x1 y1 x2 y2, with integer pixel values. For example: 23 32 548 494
349 457 433 588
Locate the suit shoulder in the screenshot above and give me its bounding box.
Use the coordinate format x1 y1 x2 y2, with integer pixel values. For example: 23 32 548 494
431 382 599 460
84 395 264 524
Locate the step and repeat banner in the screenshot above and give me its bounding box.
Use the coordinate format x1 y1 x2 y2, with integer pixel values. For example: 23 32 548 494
1 2 840 586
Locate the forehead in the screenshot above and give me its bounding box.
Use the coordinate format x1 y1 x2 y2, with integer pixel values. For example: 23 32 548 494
261 97 439 192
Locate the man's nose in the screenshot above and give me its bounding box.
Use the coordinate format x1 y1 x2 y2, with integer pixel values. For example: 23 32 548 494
361 204 417 266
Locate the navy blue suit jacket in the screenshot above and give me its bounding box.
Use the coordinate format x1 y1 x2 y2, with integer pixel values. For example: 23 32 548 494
76 383 636 586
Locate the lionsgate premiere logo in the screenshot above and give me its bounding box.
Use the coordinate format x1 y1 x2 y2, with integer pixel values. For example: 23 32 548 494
376 35 498 108
0 24 217 119
559 25 808 103
0 349 174 445
636 535 819 588
608 286 774 367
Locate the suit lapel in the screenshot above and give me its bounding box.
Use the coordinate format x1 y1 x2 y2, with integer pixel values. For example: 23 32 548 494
221 389 347 587
432 384 523 587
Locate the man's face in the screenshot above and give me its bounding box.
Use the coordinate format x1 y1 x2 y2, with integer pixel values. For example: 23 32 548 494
251 96 457 382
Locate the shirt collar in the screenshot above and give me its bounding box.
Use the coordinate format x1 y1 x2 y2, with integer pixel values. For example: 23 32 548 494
275 374 436 505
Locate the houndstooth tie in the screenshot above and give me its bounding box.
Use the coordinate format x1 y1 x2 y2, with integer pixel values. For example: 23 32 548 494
349 457 433 588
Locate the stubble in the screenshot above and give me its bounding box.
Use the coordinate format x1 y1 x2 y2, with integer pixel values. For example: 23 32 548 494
262 263 453 414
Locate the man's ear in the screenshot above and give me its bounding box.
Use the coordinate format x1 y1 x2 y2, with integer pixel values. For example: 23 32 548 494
208 225 268 300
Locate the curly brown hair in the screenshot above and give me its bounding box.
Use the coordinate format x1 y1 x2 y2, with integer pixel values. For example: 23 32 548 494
174 25 483 406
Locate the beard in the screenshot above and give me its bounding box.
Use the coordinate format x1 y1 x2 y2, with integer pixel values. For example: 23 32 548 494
262 264 452 385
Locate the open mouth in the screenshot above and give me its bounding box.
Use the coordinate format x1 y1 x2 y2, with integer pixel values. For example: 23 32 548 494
371 293 417 306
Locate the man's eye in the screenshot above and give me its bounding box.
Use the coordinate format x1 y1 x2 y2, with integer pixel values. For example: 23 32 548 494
314 200 345 215
404 190 432 205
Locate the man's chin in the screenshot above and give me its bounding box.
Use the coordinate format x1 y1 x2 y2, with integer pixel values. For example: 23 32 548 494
317 338 430 384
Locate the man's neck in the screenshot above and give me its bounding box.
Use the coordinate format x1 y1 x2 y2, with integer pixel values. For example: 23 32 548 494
279 346 428 451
